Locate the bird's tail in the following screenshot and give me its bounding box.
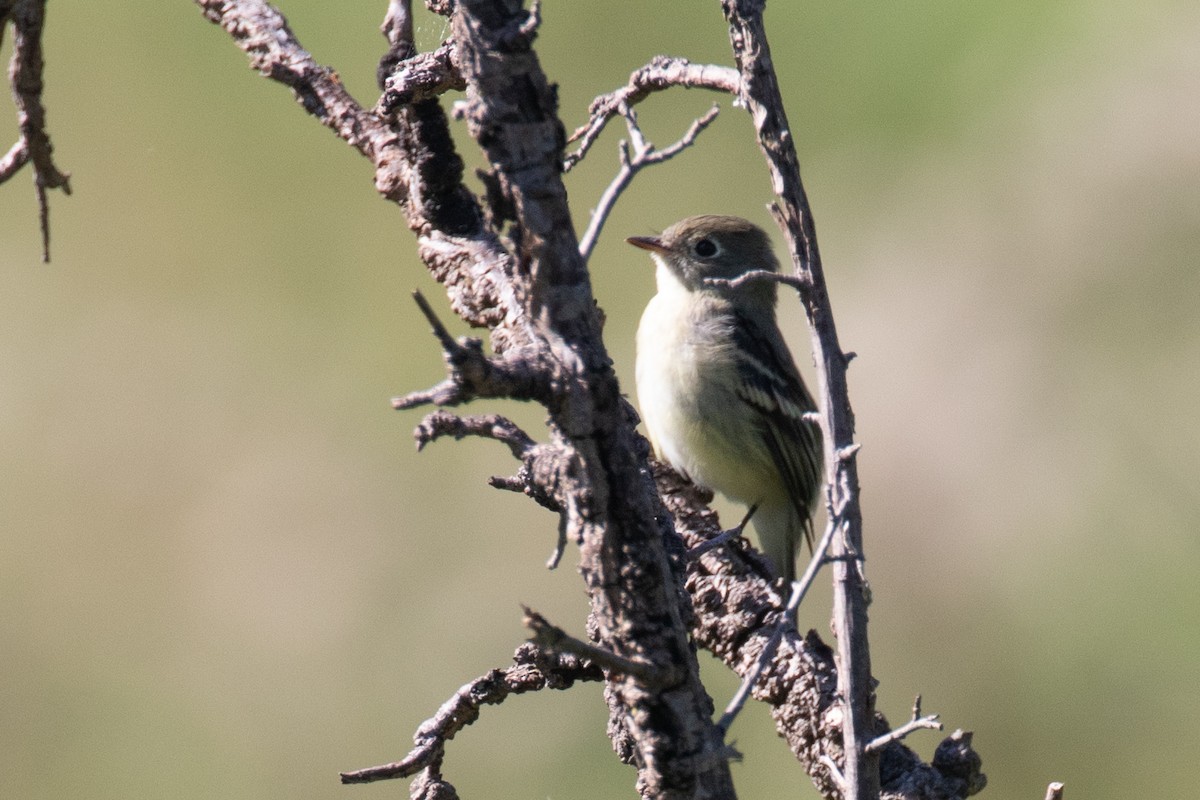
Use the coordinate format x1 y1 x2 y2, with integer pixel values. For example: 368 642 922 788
752 501 807 585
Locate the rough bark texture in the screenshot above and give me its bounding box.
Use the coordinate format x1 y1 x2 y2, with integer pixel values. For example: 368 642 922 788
659 464 985 800
446 4 737 798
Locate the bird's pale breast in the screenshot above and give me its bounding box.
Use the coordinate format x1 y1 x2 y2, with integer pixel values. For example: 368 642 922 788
635 268 784 508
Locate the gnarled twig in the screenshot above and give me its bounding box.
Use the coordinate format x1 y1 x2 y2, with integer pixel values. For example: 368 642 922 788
2 0 72 262
340 643 602 785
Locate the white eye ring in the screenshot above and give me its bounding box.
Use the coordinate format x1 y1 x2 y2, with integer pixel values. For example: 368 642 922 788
692 238 720 258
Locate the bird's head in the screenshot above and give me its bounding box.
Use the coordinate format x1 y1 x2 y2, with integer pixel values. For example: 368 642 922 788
627 215 780 303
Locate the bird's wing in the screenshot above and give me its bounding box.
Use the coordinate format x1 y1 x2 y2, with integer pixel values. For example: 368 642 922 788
731 311 823 548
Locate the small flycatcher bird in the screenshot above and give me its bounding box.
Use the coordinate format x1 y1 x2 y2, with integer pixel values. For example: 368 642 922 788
629 215 823 583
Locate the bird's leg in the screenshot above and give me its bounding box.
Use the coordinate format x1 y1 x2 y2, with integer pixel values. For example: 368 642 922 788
687 504 758 559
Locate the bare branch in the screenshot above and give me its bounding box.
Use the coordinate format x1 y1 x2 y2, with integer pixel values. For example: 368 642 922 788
486 450 565 510
720 1 878 795
487 474 525 493
340 643 602 785
820 755 847 793
199 4 985 799
686 502 756 560
411 288 463 355
578 103 720 260
1043 782 1065 800
449 3 739 794
0 139 29 182
566 55 739 170
3 0 72 262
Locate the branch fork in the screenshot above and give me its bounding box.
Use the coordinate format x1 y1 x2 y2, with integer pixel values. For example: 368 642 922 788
865 696 943 754
577 101 721 259
523 606 681 687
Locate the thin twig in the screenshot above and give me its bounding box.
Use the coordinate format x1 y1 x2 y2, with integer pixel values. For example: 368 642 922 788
578 103 719 259
865 695 943 754
392 291 546 411
819 754 847 792
411 289 461 354
544 498 571 569
0 140 30 182
565 56 739 171
704 268 811 293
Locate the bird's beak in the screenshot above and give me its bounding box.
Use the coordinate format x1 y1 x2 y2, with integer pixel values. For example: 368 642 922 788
626 235 668 255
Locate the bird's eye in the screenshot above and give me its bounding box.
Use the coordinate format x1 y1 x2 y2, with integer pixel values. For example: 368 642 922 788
693 238 719 258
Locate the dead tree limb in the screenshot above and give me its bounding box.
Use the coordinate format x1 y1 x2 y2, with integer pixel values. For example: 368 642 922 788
447 5 737 797
197 1 737 797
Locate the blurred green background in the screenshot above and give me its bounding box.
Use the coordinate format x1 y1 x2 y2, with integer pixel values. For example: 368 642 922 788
2 2 1196 798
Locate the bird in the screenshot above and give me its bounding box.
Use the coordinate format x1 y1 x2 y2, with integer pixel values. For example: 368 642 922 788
629 215 822 583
